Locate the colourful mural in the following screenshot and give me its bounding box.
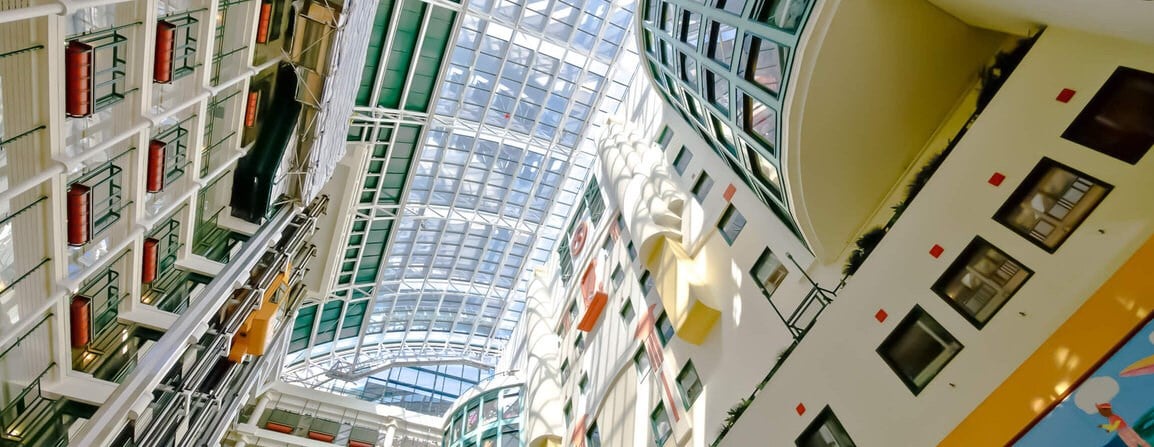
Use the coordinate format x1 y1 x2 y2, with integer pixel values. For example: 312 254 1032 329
1016 317 1154 447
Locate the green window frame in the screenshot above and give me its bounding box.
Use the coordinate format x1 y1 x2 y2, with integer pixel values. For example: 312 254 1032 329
676 361 703 409
656 312 675 345
717 205 746 245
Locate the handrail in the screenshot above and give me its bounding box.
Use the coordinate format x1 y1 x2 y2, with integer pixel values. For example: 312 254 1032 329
0 196 47 227
0 125 46 148
0 314 51 360
0 257 52 297
0 44 43 59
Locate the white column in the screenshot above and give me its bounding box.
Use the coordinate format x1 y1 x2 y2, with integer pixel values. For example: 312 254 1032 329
248 395 270 425
382 423 397 447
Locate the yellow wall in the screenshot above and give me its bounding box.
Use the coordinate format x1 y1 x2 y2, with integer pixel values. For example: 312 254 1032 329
941 234 1154 446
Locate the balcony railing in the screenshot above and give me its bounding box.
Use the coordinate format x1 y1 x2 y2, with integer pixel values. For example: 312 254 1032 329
710 256 837 445
0 364 63 447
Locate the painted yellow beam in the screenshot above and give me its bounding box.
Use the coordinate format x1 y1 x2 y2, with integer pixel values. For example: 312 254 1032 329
649 236 720 345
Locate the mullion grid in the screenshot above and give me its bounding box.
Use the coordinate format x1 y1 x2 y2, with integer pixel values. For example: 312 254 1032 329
638 0 808 212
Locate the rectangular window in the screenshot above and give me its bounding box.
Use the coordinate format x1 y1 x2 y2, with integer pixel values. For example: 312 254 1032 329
740 35 784 95
640 270 655 295
717 205 747 244
676 361 703 409
748 145 784 199
877 306 963 394
564 400 573 425
651 405 672 446
706 70 730 114
752 248 788 297
993 158 1112 252
574 333 585 351
795 406 856 446
611 264 625 288
656 126 674 150
706 21 737 68
673 146 693 175
692 172 715 202
755 0 808 32
634 347 651 375
586 422 601 447
679 53 698 87
644 0 660 22
627 241 638 260
679 10 700 49
715 0 744 15
561 359 571 381
738 92 778 150
660 2 676 33
931 237 1032 328
712 115 738 154
621 299 635 323
656 312 675 345
579 373 589 394
1062 66 1154 165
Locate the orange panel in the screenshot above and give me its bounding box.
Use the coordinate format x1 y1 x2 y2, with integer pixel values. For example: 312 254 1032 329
244 91 260 127
577 291 608 332
265 422 293 434
940 234 1154 446
141 238 160 283
146 139 166 193
65 41 93 117
153 21 176 83
66 184 91 246
256 3 272 44
348 441 374 447
308 432 336 443
70 295 91 347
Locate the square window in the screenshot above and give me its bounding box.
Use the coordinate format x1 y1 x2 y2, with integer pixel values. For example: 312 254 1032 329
621 299 635 323
579 373 589 394
627 241 638 260
564 400 573 424
634 347 651 375
673 146 693 175
676 361 703 409
931 237 1033 328
707 21 737 68
752 248 788 297
717 205 747 244
651 405 672 446
795 406 856 446
993 157 1112 252
561 359 571 381
877 306 963 394
1062 66 1154 165
754 0 809 32
692 172 715 202
602 236 615 254
656 312 675 345
575 333 585 351
611 264 625 288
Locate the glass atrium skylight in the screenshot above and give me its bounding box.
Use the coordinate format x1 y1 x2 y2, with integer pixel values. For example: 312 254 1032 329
281 0 639 415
